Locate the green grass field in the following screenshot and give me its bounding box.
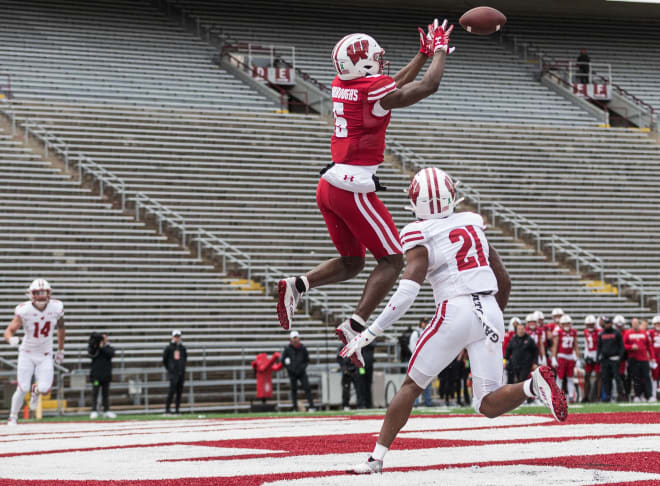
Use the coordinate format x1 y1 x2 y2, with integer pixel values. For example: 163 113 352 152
26 401 660 422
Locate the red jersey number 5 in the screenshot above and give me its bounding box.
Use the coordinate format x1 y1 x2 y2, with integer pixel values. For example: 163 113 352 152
449 225 488 272
333 102 348 138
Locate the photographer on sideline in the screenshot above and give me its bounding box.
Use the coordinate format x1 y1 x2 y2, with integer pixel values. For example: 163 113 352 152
88 332 116 419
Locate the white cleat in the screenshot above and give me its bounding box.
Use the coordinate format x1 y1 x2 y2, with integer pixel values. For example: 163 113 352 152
29 384 39 411
104 411 117 419
348 456 383 474
90 411 99 419
336 320 365 368
277 277 301 330
532 366 568 422
7 415 17 426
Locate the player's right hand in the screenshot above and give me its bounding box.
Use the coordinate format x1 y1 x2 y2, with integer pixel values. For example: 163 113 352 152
418 24 433 57
340 326 380 361
551 356 558 368
431 18 455 55
8 336 19 347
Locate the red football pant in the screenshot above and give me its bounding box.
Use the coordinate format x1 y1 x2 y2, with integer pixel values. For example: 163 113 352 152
556 358 576 380
316 178 402 259
652 364 659 381
585 362 601 374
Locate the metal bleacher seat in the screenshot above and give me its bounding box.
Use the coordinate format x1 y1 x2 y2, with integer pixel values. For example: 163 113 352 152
0 0 655 412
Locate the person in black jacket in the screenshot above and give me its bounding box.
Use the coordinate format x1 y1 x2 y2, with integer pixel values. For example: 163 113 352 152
163 329 187 414
576 48 591 84
597 316 626 402
337 344 360 410
281 331 315 411
505 322 538 384
88 332 116 419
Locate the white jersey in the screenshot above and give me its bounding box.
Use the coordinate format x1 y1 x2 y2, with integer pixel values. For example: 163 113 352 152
399 212 498 304
14 299 63 354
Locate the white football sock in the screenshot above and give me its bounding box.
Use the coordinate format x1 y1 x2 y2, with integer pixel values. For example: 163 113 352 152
567 378 575 401
372 442 388 461
523 378 535 398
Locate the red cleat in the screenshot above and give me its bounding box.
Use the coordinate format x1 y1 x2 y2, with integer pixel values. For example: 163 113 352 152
532 365 568 422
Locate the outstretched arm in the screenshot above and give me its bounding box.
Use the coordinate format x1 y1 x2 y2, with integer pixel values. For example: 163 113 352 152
392 52 428 88
340 246 428 360
380 19 453 110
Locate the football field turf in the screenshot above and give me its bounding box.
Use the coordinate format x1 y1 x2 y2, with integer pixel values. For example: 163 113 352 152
1 403 658 485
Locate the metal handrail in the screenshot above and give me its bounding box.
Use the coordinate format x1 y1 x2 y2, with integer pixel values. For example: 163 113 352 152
387 138 608 282
263 265 353 321
196 227 252 281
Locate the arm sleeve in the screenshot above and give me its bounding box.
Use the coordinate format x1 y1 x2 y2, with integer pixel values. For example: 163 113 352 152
370 279 421 335
162 347 169 368
367 76 397 103
623 333 633 351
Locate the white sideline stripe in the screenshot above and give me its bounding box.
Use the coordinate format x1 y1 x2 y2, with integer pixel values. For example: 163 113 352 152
1 436 657 480
359 193 402 253
0 416 549 454
402 422 660 441
263 465 660 486
354 192 394 254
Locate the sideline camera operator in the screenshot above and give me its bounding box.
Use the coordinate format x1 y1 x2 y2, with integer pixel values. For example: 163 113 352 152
88 332 116 419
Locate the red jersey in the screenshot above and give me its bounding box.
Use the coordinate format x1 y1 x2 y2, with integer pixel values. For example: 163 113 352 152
526 326 545 356
649 328 660 360
553 326 578 359
583 328 600 355
331 74 396 165
624 329 654 361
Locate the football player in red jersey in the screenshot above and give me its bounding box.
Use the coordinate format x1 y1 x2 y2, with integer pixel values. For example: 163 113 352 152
624 317 655 401
582 315 601 402
551 314 579 402
649 316 660 402
277 19 454 360
526 313 546 368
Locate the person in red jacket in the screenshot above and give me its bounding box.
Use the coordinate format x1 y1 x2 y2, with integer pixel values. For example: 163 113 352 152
624 317 656 401
582 315 601 403
648 316 660 402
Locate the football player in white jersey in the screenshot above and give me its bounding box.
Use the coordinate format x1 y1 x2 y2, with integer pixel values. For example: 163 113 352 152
4 279 65 425
341 168 567 474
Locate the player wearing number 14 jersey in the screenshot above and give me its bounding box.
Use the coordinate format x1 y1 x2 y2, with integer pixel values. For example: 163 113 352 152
277 20 454 354
4 279 65 425
340 168 567 474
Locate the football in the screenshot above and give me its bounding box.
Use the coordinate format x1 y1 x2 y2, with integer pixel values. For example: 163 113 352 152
459 6 507 35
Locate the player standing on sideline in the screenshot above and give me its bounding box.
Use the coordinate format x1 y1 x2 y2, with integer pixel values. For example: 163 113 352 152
582 315 601 402
526 312 546 367
551 314 579 402
340 168 567 474
648 316 660 401
277 20 454 356
4 279 65 425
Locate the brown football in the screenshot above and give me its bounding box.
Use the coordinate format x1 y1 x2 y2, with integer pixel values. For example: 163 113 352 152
459 6 507 35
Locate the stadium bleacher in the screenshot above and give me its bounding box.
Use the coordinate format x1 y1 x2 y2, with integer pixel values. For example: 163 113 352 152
504 15 660 111
0 0 656 412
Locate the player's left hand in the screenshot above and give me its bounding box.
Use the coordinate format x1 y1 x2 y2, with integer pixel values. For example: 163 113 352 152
339 326 381 364
55 350 64 364
8 336 19 347
650 360 658 370
431 18 455 55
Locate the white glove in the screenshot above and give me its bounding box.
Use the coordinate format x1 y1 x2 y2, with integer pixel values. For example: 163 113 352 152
284 357 291 366
8 336 19 347
339 325 381 367
538 355 547 366
55 350 64 365
650 360 658 370
551 356 558 368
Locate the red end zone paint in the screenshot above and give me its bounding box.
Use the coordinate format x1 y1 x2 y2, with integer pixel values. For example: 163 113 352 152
0 413 658 485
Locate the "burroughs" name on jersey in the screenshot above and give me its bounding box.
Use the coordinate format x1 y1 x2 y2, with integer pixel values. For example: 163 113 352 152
332 86 359 101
